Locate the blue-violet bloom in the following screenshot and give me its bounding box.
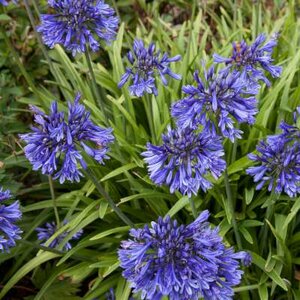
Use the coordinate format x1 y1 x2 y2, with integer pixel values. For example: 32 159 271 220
247 107 300 197
118 39 181 97
20 93 114 184
213 33 282 90
171 66 258 142
0 0 17 5
36 221 83 251
37 0 119 56
142 126 226 197
0 187 22 252
119 210 251 300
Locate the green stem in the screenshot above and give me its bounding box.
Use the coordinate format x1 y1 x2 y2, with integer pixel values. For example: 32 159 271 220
189 197 197 219
259 190 277 253
30 0 40 16
48 176 60 228
0 27 38 95
233 0 238 32
224 169 242 249
84 168 134 227
84 46 107 121
142 94 155 140
23 0 56 75
233 283 271 293
230 127 239 164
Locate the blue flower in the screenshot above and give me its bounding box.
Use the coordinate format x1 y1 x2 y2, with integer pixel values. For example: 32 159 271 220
247 107 300 197
119 210 250 300
213 33 282 90
20 93 114 184
118 39 181 97
171 66 258 142
37 0 119 56
142 126 226 197
36 221 83 251
0 187 22 252
0 0 17 5
279 106 300 139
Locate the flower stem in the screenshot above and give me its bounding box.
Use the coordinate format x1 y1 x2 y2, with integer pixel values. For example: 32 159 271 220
259 190 277 254
84 168 134 227
48 176 60 228
189 197 197 219
84 46 107 122
224 169 242 249
23 0 56 75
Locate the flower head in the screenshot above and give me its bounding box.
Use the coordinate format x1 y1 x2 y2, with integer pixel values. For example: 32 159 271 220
36 221 83 251
37 0 119 56
0 187 22 252
213 33 282 90
247 107 300 197
119 210 250 300
20 93 114 184
118 39 181 97
142 126 226 197
171 66 258 142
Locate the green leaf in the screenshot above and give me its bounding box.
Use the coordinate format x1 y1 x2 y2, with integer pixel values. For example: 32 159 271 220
90 226 130 241
251 252 288 291
0 252 60 299
100 163 137 182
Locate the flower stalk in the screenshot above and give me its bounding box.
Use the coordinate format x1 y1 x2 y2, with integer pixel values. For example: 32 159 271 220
84 168 134 227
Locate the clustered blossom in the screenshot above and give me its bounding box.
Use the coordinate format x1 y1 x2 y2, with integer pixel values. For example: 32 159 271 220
38 0 119 56
118 39 181 97
213 33 282 90
171 66 258 141
119 210 251 300
36 221 83 251
247 107 300 197
20 93 114 184
142 126 226 197
0 187 22 252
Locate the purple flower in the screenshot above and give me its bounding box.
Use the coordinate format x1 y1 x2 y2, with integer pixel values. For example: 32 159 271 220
118 39 181 97
247 107 300 197
279 106 300 139
0 187 22 252
119 210 250 300
171 66 258 142
20 93 114 184
37 0 119 56
36 221 83 251
213 33 282 90
0 0 17 5
142 126 226 197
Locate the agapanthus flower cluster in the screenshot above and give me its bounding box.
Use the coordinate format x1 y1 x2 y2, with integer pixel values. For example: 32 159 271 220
213 33 282 90
142 126 226 197
20 93 114 184
38 0 119 56
0 187 22 252
171 66 258 141
119 210 251 300
247 107 300 197
36 221 83 251
118 39 181 97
